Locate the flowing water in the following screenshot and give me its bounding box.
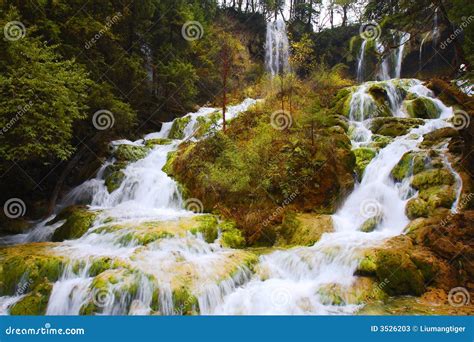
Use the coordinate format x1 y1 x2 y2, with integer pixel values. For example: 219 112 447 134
265 20 290 77
0 79 463 315
356 40 367 83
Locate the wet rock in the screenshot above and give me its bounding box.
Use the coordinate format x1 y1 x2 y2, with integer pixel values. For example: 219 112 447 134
359 215 382 233
279 212 333 246
9 282 53 315
391 151 428 182
0 243 66 295
353 147 377 181
411 169 455 190
51 206 99 242
420 127 459 148
114 144 149 162
404 97 440 119
370 117 424 137
168 116 192 139
105 170 125 193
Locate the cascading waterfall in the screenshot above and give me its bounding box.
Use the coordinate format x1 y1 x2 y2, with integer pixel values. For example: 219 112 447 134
356 40 367 83
265 20 290 77
395 32 410 79
0 79 464 316
377 31 410 81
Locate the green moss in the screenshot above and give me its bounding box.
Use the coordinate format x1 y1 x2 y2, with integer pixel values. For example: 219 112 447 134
114 144 149 162
190 215 219 243
359 215 381 233
168 116 192 139
162 151 177 176
332 87 354 117
353 147 376 181
105 170 125 193
391 152 427 182
356 254 377 276
370 117 424 137
52 206 99 242
9 282 53 315
420 127 459 148
172 285 199 315
219 221 245 248
411 169 455 190
0 244 65 295
279 212 333 246
375 249 425 296
370 135 392 149
404 97 440 119
145 138 173 147
419 185 456 210
406 197 429 219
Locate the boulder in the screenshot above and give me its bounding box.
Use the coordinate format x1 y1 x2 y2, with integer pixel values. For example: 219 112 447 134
51 206 99 242
279 212 334 246
404 97 440 119
113 144 149 162
370 117 424 137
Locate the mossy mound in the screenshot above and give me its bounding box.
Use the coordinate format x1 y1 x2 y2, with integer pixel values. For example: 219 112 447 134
113 144 150 162
332 87 354 117
353 147 377 181
51 206 99 242
369 135 392 149
359 215 382 233
9 282 53 315
144 138 173 147
406 185 456 219
218 221 246 248
105 170 125 193
168 116 192 139
370 117 424 137
317 277 387 306
0 243 66 295
360 236 449 297
411 169 455 190
404 97 440 119
94 215 220 246
279 212 333 246
391 151 428 181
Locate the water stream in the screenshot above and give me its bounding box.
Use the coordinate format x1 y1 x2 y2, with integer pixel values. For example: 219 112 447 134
0 79 462 315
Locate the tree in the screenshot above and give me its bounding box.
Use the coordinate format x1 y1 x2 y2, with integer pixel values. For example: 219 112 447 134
0 11 92 164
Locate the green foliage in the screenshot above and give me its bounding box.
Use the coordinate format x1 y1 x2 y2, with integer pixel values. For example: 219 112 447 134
0 9 92 163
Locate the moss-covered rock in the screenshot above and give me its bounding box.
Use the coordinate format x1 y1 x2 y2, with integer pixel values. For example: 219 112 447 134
375 246 425 296
370 134 392 149
219 221 245 248
404 97 440 119
317 277 387 306
391 151 427 181
190 215 219 243
114 144 149 162
0 243 66 295
168 116 192 139
162 151 178 177
406 197 430 219
370 117 424 137
145 138 173 147
332 87 354 117
105 170 125 193
51 206 99 242
353 147 377 181
411 169 455 190
9 282 53 315
359 215 382 233
279 212 333 246
419 185 456 210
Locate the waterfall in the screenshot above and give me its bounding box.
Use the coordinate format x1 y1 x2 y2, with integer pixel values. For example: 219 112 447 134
394 32 410 78
433 8 440 47
1 80 463 315
356 40 367 83
419 32 430 71
265 20 290 77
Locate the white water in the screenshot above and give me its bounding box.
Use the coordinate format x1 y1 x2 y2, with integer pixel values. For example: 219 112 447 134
356 40 367 83
265 20 290 77
377 31 409 81
1 79 463 315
